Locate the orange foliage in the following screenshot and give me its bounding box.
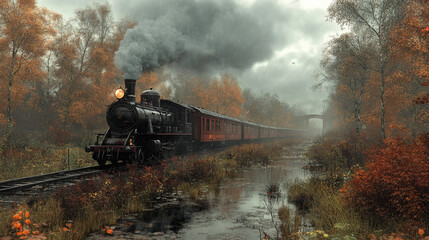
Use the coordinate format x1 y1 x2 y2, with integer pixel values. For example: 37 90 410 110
50 3 134 139
136 71 171 99
208 74 244 117
173 74 244 118
342 135 429 226
0 0 57 140
390 0 429 121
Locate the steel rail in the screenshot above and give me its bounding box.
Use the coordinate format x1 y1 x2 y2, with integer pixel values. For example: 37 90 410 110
0 165 114 194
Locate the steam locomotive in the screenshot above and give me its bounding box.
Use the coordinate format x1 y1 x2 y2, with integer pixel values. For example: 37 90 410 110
85 78 306 166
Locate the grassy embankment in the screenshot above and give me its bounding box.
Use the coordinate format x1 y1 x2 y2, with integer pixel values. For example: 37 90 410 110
0 146 93 181
0 140 296 239
281 132 429 240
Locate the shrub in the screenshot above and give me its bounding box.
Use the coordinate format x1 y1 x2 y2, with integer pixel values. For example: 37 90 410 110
166 156 217 183
307 130 371 171
220 142 284 167
287 178 322 211
342 135 429 228
288 177 367 238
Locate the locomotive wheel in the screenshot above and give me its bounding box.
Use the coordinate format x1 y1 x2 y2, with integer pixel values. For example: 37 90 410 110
111 150 119 165
97 151 106 166
136 149 145 166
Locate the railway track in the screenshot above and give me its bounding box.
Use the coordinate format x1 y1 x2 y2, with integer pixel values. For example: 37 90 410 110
0 165 114 194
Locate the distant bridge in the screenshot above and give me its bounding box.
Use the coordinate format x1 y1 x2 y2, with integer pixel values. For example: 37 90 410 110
298 114 326 135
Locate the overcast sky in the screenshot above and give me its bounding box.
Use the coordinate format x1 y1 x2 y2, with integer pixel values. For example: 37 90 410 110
37 0 342 115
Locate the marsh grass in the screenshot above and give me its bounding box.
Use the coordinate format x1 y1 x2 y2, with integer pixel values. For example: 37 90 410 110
60 207 118 240
0 146 94 181
1 140 293 239
311 186 368 236
0 207 12 236
287 176 372 238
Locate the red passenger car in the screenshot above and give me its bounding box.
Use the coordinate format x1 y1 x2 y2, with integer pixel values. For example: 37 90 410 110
242 121 259 140
192 107 242 144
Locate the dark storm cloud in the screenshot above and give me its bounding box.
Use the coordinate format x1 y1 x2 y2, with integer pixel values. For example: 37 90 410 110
113 0 293 78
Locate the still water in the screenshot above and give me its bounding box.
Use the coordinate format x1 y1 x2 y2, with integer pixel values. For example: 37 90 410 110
178 142 312 239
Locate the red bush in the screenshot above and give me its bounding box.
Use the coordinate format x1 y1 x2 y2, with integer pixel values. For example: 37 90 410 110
342 135 429 227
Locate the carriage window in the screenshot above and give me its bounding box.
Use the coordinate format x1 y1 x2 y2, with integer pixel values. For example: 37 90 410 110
206 119 210 132
187 110 192 123
202 118 205 132
211 120 214 132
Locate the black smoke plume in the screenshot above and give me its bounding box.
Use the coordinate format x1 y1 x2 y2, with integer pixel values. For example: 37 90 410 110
114 0 290 79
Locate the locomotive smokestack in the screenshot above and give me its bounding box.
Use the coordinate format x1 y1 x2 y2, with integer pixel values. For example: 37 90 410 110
125 79 136 102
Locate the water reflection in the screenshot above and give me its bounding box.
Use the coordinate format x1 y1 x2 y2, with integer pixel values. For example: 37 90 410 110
179 144 311 239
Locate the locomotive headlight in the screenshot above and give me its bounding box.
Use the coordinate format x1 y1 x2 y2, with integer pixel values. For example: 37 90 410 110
115 88 125 99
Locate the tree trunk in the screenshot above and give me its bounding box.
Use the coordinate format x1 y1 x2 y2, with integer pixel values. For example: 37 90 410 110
354 99 360 134
380 69 386 139
411 104 417 138
3 46 17 147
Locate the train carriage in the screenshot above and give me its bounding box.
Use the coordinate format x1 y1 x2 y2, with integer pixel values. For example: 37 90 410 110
259 125 270 139
242 121 259 140
191 106 242 143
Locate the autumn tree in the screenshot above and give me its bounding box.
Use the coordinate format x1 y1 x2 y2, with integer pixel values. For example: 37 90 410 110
170 73 244 117
169 72 211 107
320 33 375 133
390 0 429 136
51 3 134 143
242 88 293 127
0 0 56 146
328 0 409 139
136 71 172 99
208 74 244 117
